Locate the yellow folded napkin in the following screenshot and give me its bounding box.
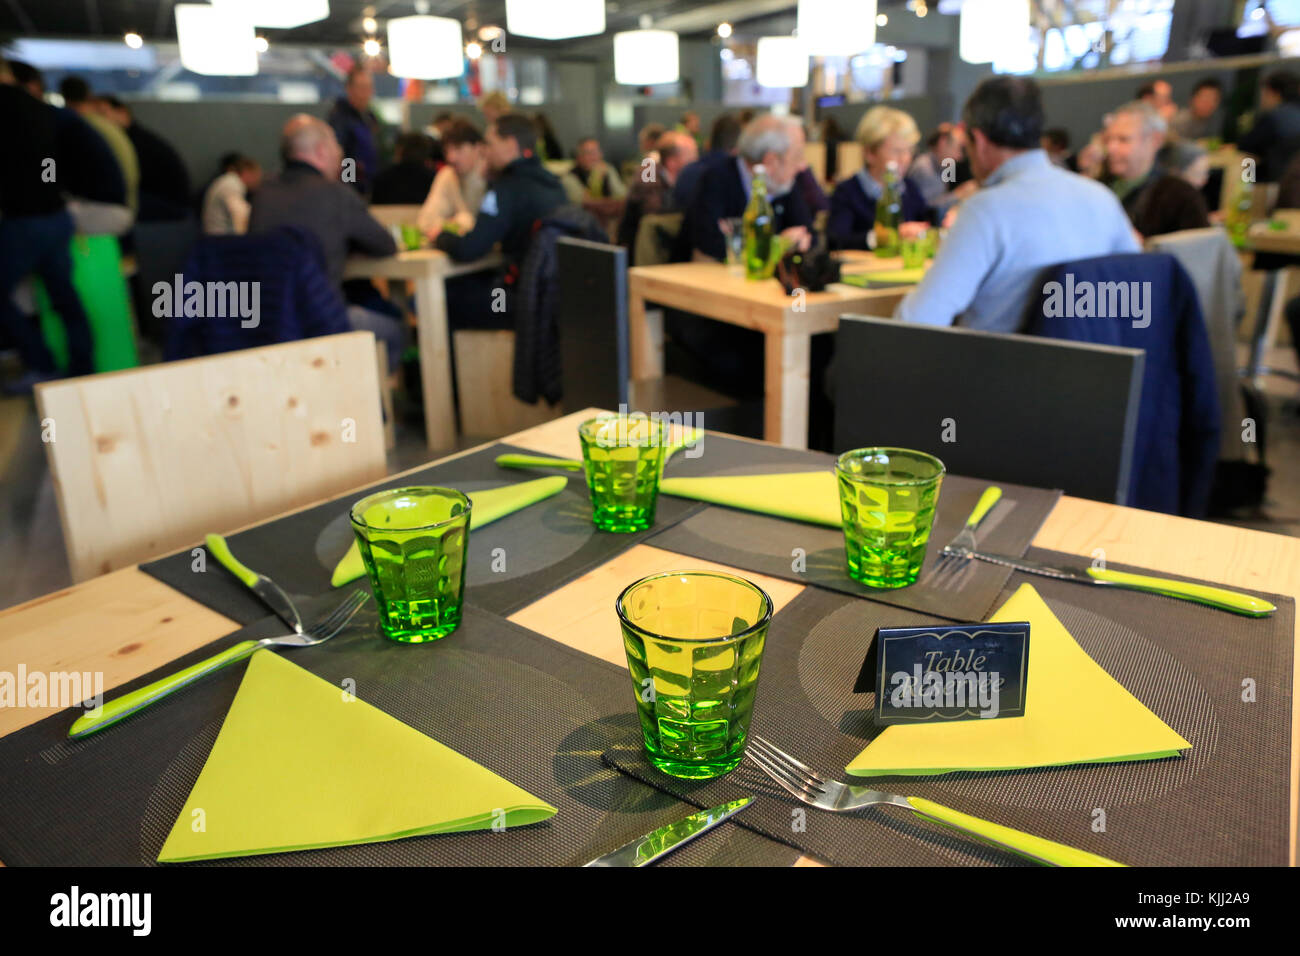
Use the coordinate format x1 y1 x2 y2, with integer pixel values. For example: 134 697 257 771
845 583 1190 776
158 650 556 862
331 476 567 586
658 471 841 527
840 267 926 287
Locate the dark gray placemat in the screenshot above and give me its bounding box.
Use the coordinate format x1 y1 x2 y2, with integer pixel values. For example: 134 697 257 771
604 554 1293 866
0 592 797 867
140 442 701 625
649 434 1061 622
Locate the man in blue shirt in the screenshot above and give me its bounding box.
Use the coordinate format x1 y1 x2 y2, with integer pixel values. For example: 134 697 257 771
896 76 1139 333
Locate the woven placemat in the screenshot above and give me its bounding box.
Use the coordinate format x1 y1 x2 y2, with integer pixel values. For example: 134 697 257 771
140 442 701 624
649 434 1061 621
604 552 1293 866
0 593 797 867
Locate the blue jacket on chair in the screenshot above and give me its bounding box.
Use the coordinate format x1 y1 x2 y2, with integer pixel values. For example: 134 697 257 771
1028 253 1220 517
164 225 351 361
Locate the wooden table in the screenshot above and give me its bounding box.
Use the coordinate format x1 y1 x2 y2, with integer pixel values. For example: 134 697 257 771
344 248 503 451
2 408 1296 866
1245 216 1300 385
626 260 912 449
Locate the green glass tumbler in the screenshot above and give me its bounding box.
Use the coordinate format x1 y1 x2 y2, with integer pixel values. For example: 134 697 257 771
901 232 928 269
349 486 471 642
836 448 945 589
578 415 667 532
399 223 424 251
617 570 774 779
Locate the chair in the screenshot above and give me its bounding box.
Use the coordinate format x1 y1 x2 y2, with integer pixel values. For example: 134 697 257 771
833 316 1144 504
1027 253 1220 517
556 237 756 433
35 331 387 582
131 217 200 343
633 212 684 267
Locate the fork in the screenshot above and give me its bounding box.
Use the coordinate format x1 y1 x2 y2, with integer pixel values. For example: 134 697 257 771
745 735 1125 867
68 589 371 739
932 486 1002 582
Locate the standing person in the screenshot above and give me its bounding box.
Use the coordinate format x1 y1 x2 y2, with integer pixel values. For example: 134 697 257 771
1237 70 1300 182
418 118 488 237
828 106 930 250
1170 78 1223 142
435 113 567 330
370 132 438 205
895 76 1139 331
0 60 94 392
97 95 191 220
201 155 262 235
328 66 383 194
60 75 139 217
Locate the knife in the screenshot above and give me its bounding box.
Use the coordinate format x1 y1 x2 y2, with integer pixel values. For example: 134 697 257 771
952 547 1276 617
582 796 753 867
204 533 305 634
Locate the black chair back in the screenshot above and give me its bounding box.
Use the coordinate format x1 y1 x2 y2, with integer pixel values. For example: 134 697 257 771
556 237 630 413
833 315 1144 504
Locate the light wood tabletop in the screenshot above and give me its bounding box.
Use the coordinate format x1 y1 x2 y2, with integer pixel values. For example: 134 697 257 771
627 258 915 449
344 248 504 451
1 409 1296 866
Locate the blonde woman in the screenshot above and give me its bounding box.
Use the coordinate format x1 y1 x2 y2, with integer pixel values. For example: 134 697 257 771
828 105 931 249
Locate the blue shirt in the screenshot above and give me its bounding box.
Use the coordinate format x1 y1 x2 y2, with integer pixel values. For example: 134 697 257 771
895 149 1140 333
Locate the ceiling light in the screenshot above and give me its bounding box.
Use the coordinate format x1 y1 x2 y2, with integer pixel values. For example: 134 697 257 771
505 0 605 40
175 4 258 75
614 29 680 85
124 32 143 49
362 16 378 32
877 14 888 26
387 15 465 79
756 36 809 88
718 23 732 38
466 41 483 59
960 0 1030 63
797 0 878 57
210 0 329 30
478 24 503 41
255 36 269 53
362 37 381 57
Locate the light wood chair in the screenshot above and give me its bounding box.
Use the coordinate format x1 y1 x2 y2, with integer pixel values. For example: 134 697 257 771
36 332 389 581
452 330 560 439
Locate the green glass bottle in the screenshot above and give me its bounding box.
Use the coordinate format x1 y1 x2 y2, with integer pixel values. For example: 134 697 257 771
873 162 902 257
743 164 776 280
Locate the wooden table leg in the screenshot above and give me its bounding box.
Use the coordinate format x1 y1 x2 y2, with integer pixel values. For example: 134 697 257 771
628 285 664 381
765 329 811 449
413 273 458 451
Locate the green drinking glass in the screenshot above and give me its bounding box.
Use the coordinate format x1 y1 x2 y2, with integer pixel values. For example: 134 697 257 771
578 415 667 532
836 448 945 589
399 223 424 251
349 486 471 642
901 231 928 268
617 570 774 779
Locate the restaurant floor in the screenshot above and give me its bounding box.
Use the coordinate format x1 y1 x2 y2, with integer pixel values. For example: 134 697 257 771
2 349 1298 612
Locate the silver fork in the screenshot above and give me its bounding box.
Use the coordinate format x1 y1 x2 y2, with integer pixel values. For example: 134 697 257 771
931 486 1002 583
68 589 372 739
745 735 1125 867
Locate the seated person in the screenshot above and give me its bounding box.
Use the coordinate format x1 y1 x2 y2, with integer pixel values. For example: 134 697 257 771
561 137 626 222
674 113 741 208
909 122 978 217
895 76 1140 332
418 118 487 238
684 113 814 261
249 115 404 369
370 132 438 205
201 155 261 235
617 129 698 259
434 113 567 330
1101 101 1167 224
1128 140 1212 238
829 106 931 250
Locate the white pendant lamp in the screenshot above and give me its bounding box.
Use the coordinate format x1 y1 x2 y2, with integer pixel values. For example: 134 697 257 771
614 29 679 85
960 0 1031 64
210 0 329 29
505 0 605 40
756 37 810 88
796 0 877 57
175 4 258 76
387 15 465 80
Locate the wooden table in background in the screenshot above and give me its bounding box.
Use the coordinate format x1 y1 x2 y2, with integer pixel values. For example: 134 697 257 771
2 409 1297 866
344 248 503 451
626 260 913 449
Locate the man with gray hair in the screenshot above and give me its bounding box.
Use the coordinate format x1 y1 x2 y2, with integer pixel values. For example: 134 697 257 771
250 114 403 368
1101 100 1167 225
683 112 812 261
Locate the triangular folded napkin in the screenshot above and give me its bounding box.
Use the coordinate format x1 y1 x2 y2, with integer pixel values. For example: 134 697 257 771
658 471 842 527
845 583 1191 776
332 476 566 586
158 650 556 862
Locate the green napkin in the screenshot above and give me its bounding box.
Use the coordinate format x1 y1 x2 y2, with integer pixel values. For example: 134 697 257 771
845 583 1191 776
158 650 556 862
331 476 566 586
839 268 926 287
658 471 842 527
